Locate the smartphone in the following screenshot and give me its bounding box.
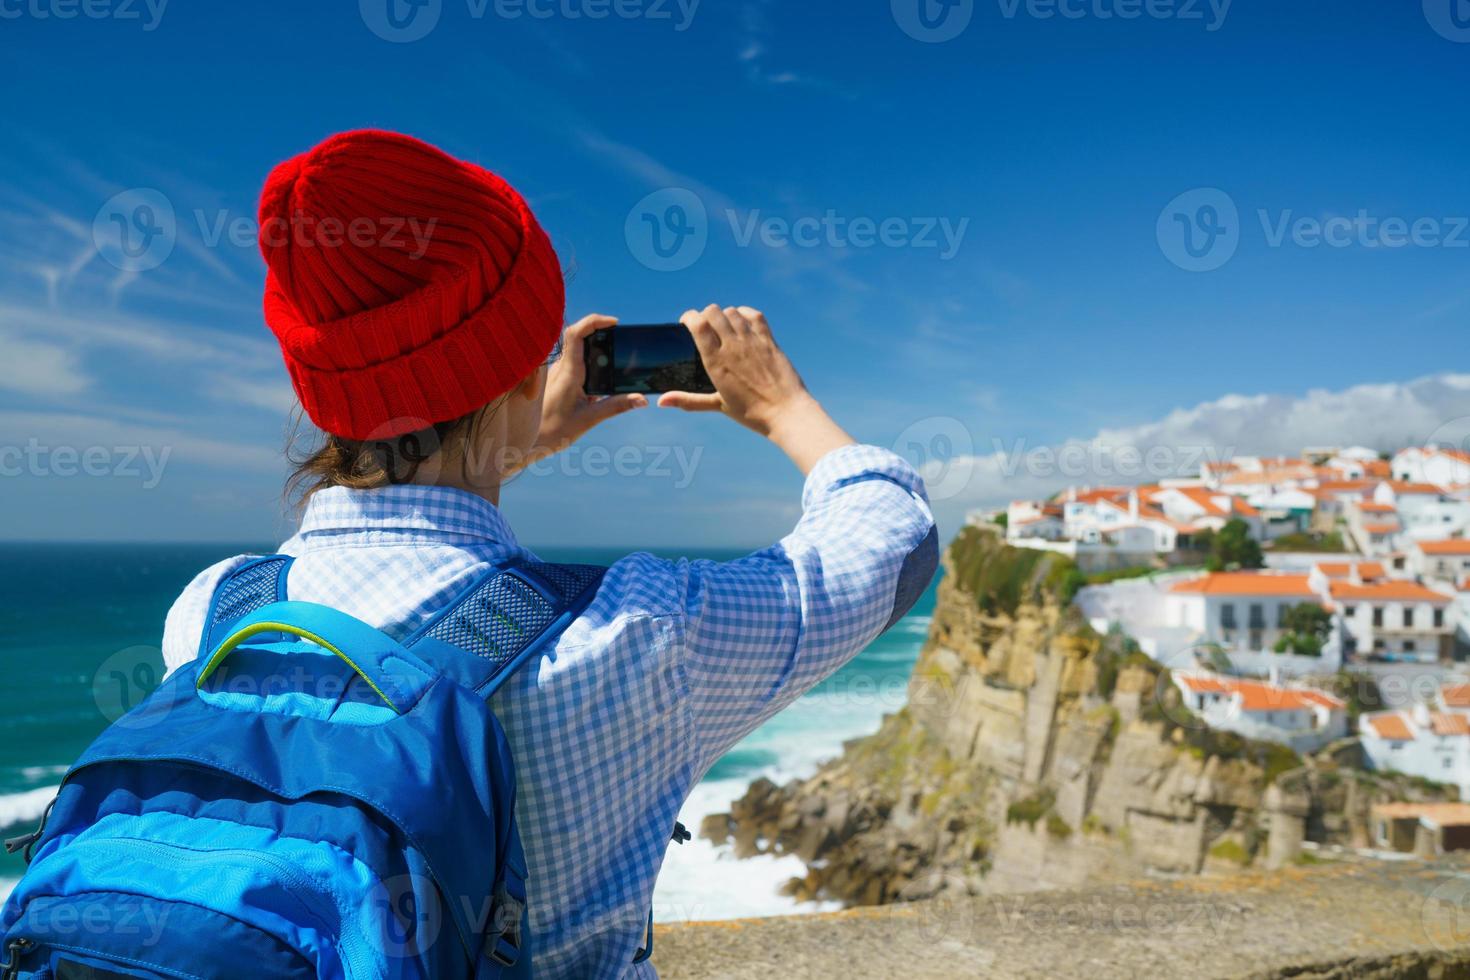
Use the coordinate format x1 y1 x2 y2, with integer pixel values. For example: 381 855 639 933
582 323 716 396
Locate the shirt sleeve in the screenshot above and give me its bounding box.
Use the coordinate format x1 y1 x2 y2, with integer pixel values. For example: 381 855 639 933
678 444 939 767
161 555 253 676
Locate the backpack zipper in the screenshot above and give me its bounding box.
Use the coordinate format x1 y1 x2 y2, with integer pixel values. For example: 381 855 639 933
4 795 57 863
34 835 370 978
1 938 33 980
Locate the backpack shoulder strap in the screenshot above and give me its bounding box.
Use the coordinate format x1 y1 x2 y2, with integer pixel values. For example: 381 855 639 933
196 554 294 660
403 559 607 698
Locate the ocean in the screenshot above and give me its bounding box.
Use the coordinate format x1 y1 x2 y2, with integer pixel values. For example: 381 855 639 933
0 542 937 921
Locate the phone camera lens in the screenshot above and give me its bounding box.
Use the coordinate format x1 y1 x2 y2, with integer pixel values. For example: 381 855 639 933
596 354 610 368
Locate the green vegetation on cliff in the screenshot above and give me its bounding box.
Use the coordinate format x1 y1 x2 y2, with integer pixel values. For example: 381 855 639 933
947 524 1085 615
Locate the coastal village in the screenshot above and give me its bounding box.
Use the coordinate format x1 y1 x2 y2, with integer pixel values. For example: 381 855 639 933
987 444 1470 842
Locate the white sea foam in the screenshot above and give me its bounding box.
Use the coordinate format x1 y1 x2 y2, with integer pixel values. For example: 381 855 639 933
18 765 68 782
0 785 57 829
654 774 842 922
652 683 904 921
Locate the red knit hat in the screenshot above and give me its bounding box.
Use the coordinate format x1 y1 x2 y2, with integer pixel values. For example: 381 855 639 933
257 130 564 440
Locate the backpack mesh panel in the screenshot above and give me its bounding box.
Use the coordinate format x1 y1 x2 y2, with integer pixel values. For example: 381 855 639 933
521 562 605 603
210 557 290 629
424 574 555 665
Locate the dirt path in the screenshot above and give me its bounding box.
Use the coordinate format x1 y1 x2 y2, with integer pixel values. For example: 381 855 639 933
653 859 1470 978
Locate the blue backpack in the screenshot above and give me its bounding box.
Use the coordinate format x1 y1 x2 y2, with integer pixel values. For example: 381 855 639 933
0 555 614 979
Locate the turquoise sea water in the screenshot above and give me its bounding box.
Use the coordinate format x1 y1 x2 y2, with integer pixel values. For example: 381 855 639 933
0 542 938 917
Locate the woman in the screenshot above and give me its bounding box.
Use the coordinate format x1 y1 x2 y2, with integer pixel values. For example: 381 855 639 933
162 130 938 977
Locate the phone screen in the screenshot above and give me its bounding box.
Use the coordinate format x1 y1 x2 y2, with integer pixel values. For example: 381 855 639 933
583 324 715 395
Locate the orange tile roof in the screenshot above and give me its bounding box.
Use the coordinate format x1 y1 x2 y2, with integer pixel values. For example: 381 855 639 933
1371 802 1470 826
1388 481 1445 496
1364 460 1392 477
1329 580 1451 604
1314 560 1387 580
1169 572 1316 597
1170 486 1261 519
1176 674 1343 712
1067 487 1131 506
1231 498 1261 518
1419 539 1470 556
1234 683 1342 712
1317 480 1378 494
1221 472 1271 486
1176 674 1230 695
1366 713 1414 740
1358 502 1396 514
1443 683 1470 708
1361 522 1400 535
1431 713 1470 737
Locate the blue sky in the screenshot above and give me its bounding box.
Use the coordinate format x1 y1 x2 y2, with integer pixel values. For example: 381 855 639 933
1 0 1468 547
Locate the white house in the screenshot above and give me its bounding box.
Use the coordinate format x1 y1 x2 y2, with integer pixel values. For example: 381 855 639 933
1326 447 1386 480
1360 704 1470 800
1247 487 1317 539
1394 447 1470 489
1397 498 1470 542
1378 481 1454 536
1009 488 1204 559
1161 560 1453 669
1165 572 1338 671
1006 500 1066 542
1328 577 1454 662
1347 497 1402 556
1145 485 1262 538
1173 671 1347 751
1414 539 1470 587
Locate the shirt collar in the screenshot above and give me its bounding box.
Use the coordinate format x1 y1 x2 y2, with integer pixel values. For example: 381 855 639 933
296 484 519 547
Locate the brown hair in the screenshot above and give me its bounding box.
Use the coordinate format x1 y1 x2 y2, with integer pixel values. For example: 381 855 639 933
283 324 558 505
285 404 496 506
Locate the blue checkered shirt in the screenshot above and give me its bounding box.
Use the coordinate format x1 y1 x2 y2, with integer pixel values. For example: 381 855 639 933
162 444 935 977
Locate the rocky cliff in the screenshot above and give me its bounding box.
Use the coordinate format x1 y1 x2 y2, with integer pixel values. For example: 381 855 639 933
706 525 1449 907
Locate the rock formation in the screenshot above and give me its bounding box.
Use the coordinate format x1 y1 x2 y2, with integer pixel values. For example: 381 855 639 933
708 525 1453 906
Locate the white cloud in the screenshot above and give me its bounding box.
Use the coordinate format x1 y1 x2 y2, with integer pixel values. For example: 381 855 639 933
0 329 91 395
0 410 283 475
0 301 274 369
202 371 297 415
922 372 1470 526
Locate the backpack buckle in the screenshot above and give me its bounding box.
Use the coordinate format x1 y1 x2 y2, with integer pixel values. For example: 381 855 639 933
486 885 525 967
